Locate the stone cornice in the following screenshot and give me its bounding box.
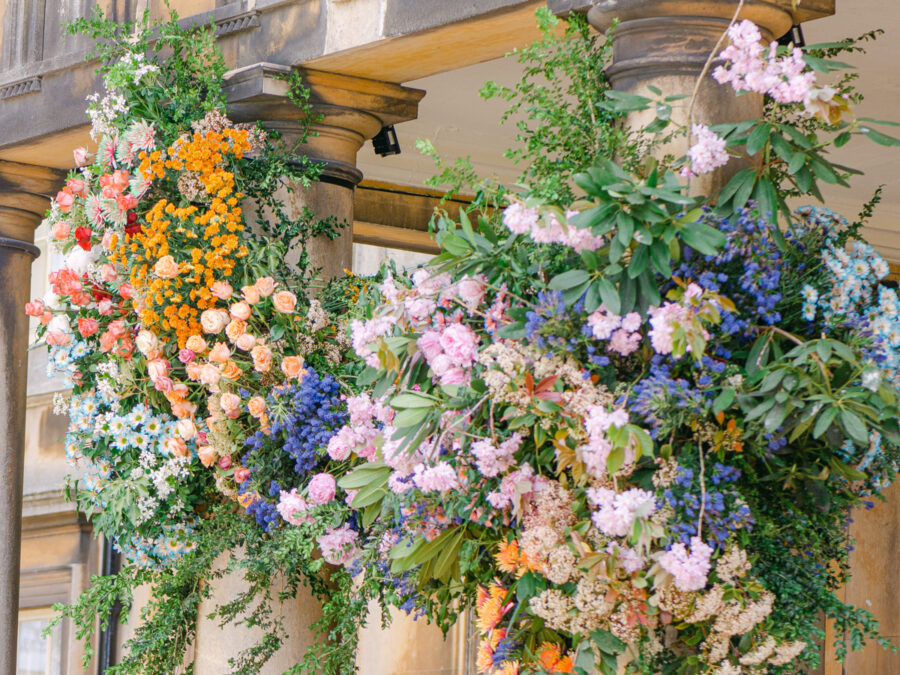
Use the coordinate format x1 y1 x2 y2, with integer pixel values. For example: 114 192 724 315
550 0 835 24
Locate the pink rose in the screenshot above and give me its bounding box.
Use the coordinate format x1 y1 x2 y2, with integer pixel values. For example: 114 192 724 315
73 147 89 167
66 178 86 195
153 376 173 393
98 299 114 316
99 264 118 282
229 301 252 321
439 323 478 367
51 221 70 240
77 317 99 337
456 275 486 308
217 455 233 470
146 358 170 381
308 473 337 505
429 353 452 377
24 300 44 317
272 290 297 313
178 348 195 364
234 467 251 483
56 190 74 212
210 281 233 300
439 367 469 386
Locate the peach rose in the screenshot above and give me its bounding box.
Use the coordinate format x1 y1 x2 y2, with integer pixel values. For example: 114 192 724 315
153 255 179 279
135 330 160 358
185 335 208 353
170 399 197 419
247 396 266 419
24 300 44 317
250 344 273 373
235 333 256 351
272 290 297 313
210 281 234 300
229 301 252 321
99 263 118 283
200 309 229 334
208 341 231 364
197 445 218 468
221 360 242 381
164 436 189 459
146 358 170 381
199 363 222 387
185 362 204 381
254 276 276 297
219 392 241 413
154 376 173 393
281 355 305 379
51 221 71 240
176 419 197 441
225 319 246 343
241 285 261 305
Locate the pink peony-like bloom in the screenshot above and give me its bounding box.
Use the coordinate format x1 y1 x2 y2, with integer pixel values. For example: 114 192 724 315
277 489 312 526
439 323 478 367
417 331 444 361
681 124 730 179
308 473 337 505
327 425 358 461
456 274 487 309
471 433 523 478
659 536 714 592
318 524 359 566
608 328 641 356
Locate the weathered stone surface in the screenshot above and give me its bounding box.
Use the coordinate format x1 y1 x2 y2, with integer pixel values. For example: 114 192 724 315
550 0 836 24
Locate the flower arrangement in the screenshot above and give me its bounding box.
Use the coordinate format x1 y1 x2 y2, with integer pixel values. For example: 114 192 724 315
24 7 900 675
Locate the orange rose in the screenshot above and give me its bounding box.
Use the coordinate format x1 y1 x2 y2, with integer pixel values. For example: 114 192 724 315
219 392 241 413
170 399 197 419
272 290 297 313
197 445 218 468
210 281 234 300
241 285 261 305
225 319 246 342
208 341 231 364
229 301 252 321
185 335 208 352
153 255 180 279
247 396 266 418
221 360 242 381
281 355 305 379
251 344 273 373
185 362 204 381
254 276 276 297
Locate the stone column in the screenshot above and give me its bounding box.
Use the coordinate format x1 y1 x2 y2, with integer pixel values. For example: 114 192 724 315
225 64 425 281
583 0 835 192
0 160 66 674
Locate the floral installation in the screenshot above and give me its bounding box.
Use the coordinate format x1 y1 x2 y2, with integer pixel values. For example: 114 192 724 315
24 8 900 675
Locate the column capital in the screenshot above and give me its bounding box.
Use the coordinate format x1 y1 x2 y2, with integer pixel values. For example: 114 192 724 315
0 160 65 246
224 64 425 186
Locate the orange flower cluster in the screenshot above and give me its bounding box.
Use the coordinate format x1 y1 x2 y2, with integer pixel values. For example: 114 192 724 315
495 540 539 578
118 129 251 346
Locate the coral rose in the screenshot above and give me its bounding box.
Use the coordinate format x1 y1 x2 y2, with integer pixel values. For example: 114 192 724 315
254 276 276 297
51 221 70 240
197 445 218 468
272 290 297 313
45 331 70 346
247 396 266 418
200 309 229 334
210 281 233 300
235 333 256 351
281 355 304 379
153 255 179 279
56 190 74 212
250 344 273 373
208 341 231 364
77 317 99 337
229 301 252 321
221 360 242 381
225 319 246 342
24 300 44 317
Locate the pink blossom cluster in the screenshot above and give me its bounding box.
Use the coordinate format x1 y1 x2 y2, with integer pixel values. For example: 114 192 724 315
349 316 397 368
586 487 657 538
647 283 711 358
681 124 730 179
486 465 547 510
713 20 816 105
586 306 643 356
326 393 391 462
412 461 460 493
581 406 631 479
317 524 360 566
659 536 714 592
607 542 646 574
418 322 480 386
502 203 605 253
470 433 524 478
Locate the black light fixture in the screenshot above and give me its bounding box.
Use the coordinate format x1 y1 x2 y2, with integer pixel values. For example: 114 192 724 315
372 125 401 157
778 23 806 49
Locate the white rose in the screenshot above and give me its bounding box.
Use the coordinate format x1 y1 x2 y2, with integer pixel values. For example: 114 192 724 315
200 309 229 334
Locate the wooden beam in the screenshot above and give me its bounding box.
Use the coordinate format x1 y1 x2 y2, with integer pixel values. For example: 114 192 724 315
352 221 440 254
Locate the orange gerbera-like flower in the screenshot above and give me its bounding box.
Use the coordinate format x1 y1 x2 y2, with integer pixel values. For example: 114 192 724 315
536 642 574 673
476 584 512 635
495 540 539 578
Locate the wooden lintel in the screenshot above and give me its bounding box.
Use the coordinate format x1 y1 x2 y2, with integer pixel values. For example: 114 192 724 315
353 221 440 254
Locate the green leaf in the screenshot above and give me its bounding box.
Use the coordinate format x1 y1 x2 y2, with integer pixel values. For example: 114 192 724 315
549 269 591 291
391 393 436 408
627 245 649 279
718 169 755 206
441 234 472 256
393 406 430 428
787 152 807 175
713 388 736 414
649 239 672 277
746 123 771 155
591 629 626 655
840 409 869 445
680 222 726 256
859 126 900 147
338 463 390 490
597 278 620 315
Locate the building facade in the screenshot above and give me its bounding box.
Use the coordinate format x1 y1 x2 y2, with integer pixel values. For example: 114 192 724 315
1 0 899 673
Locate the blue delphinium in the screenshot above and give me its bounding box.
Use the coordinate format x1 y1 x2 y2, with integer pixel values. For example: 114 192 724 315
627 358 709 438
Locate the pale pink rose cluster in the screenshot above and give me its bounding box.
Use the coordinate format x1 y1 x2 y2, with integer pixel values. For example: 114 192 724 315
470 433 524 478
659 536 714 592
503 203 605 253
318 524 360 566
681 124 731 179
417 322 479 386
326 393 391 462
587 306 643 356
581 406 631 479
586 486 657 538
713 20 816 105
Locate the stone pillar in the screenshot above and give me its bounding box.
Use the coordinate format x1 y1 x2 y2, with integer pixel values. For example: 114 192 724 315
584 0 835 192
0 160 66 674
225 64 425 281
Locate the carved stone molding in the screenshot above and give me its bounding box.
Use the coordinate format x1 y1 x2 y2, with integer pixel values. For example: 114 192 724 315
0 76 41 100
